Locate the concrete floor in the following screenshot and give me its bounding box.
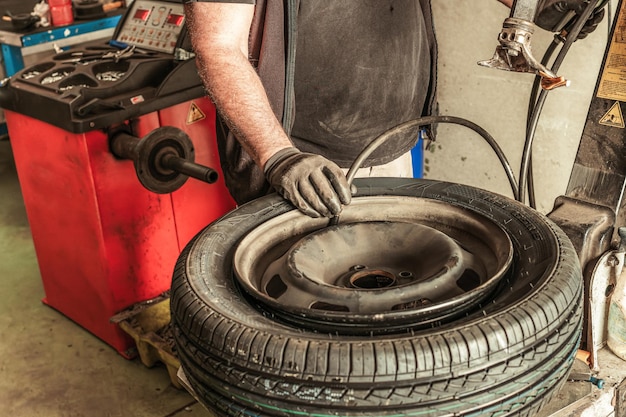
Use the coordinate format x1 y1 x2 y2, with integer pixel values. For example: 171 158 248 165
0 137 212 417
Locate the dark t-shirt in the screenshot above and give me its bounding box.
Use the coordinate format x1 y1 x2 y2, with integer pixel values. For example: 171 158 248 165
291 1 431 167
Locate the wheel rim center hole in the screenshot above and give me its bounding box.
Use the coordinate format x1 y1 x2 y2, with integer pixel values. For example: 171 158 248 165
349 269 396 289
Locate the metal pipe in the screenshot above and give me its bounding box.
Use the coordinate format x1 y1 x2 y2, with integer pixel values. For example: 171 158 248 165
110 131 141 160
160 153 218 184
510 0 541 21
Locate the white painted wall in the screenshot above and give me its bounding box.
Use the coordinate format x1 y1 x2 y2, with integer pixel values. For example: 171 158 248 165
427 0 616 213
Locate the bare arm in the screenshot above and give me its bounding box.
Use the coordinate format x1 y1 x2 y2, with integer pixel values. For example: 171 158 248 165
184 2 292 169
498 0 513 7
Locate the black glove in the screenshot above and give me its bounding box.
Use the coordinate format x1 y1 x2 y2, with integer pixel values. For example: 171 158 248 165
535 0 605 40
264 147 352 218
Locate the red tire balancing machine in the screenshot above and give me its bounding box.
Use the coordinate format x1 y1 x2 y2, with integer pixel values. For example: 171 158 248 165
0 0 236 357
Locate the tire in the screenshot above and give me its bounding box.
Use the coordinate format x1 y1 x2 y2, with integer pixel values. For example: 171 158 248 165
171 178 583 417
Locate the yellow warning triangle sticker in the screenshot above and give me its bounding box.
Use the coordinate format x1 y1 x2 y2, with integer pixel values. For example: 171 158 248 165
186 102 206 125
599 101 625 128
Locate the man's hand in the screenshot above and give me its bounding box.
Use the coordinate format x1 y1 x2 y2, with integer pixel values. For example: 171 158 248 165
264 148 352 218
536 0 605 40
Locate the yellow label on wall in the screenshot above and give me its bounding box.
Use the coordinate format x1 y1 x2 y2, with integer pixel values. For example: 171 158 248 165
599 101 625 128
597 5 626 101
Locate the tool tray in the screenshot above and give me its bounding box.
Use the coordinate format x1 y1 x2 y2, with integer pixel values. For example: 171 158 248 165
1 44 204 132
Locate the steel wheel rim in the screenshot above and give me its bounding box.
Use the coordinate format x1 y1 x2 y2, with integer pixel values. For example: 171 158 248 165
233 196 514 334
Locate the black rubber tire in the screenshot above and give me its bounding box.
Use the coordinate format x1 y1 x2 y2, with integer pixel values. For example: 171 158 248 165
171 178 583 417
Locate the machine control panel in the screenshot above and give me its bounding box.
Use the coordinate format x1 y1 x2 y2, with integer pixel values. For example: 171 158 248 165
115 0 186 55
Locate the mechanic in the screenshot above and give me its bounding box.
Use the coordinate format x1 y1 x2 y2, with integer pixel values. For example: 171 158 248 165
182 0 603 218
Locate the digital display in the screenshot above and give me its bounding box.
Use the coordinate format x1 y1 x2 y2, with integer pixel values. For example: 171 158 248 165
118 1 186 54
133 8 150 21
166 13 184 26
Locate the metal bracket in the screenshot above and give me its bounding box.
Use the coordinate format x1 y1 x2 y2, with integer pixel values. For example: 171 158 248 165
109 126 218 194
478 0 569 90
588 251 624 371
548 196 616 370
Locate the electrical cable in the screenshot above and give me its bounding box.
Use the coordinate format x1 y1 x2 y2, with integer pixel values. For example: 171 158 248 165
525 38 561 209
518 0 603 205
523 0 610 208
345 115 519 200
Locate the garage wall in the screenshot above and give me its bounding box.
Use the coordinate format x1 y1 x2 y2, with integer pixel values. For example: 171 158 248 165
427 0 616 213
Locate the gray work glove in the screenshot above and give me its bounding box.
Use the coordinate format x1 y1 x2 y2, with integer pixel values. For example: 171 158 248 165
536 0 605 40
264 147 352 218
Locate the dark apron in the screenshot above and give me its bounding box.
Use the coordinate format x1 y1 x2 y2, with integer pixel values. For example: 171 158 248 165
216 0 437 205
